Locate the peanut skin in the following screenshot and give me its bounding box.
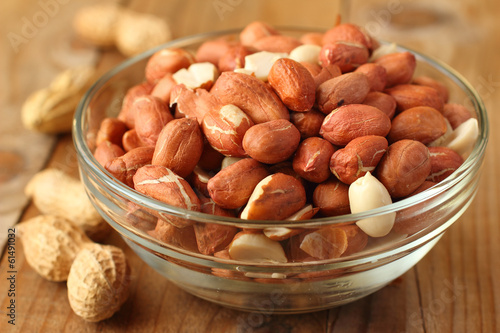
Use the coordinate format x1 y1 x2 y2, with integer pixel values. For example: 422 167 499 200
376 140 431 198
207 158 269 210
293 137 335 183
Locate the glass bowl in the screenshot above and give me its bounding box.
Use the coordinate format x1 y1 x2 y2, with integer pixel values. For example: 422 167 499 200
73 27 489 314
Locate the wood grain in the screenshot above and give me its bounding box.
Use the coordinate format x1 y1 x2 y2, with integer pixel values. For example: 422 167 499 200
0 0 100 249
1 0 499 332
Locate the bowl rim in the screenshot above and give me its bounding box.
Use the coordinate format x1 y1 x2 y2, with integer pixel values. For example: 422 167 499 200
73 27 489 265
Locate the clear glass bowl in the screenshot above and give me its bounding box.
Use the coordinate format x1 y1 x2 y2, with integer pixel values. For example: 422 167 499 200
73 28 489 314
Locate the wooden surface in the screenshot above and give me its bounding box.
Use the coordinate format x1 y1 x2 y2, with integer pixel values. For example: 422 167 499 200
0 0 499 332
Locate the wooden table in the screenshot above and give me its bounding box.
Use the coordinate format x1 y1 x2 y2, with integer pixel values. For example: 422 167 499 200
1 0 499 332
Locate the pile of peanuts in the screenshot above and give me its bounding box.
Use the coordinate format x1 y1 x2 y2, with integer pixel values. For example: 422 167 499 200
93 21 478 264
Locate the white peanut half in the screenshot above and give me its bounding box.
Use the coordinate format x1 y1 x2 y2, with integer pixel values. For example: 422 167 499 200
349 172 396 237
289 44 322 64
173 62 219 89
446 118 479 158
239 176 273 220
243 51 288 81
229 233 288 263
